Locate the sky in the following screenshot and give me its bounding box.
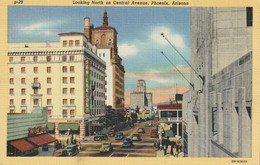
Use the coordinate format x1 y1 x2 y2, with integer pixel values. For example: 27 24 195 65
8 6 191 105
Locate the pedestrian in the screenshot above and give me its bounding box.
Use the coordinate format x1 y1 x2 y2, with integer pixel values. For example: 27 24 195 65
170 144 173 155
160 142 162 151
62 142 64 149
163 144 167 155
74 138 77 144
78 142 81 151
66 138 69 145
153 142 156 151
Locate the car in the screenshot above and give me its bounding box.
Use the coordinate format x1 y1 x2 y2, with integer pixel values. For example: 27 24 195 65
147 121 153 127
94 134 108 141
107 128 116 137
99 142 113 153
138 128 145 133
150 129 158 138
53 149 68 157
115 131 124 140
131 134 141 141
122 138 133 147
64 144 79 156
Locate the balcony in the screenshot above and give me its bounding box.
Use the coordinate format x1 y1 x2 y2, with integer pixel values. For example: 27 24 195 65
31 82 41 89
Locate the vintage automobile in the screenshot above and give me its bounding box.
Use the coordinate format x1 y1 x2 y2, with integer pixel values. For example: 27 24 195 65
64 144 79 156
137 128 145 133
122 138 133 147
99 142 113 153
115 131 124 140
53 149 68 157
150 129 158 138
131 134 141 141
94 134 108 141
107 128 116 137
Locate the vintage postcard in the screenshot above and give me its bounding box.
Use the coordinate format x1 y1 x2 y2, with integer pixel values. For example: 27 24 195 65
0 0 259 165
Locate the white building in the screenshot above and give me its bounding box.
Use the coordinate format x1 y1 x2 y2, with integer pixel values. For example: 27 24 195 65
8 32 106 138
182 7 252 157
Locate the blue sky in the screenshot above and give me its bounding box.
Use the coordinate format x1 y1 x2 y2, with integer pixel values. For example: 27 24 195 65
8 6 191 104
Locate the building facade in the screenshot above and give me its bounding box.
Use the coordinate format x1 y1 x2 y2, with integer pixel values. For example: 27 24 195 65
84 11 125 111
182 7 252 157
130 80 152 110
8 32 106 138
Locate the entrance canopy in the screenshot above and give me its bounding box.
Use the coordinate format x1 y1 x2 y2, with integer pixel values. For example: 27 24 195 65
9 139 35 153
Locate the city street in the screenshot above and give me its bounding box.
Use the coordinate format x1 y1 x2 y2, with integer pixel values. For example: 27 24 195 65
76 119 158 157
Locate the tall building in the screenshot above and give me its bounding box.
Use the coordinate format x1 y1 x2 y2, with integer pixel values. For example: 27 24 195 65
130 80 152 110
182 8 252 157
8 32 106 138
83 11 125 111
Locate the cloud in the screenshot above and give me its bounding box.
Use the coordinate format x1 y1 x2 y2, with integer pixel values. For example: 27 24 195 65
118 43 139 57
150 26 185 48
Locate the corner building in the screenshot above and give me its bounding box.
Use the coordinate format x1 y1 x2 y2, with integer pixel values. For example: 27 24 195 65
8 32 106 138
84 11 125 111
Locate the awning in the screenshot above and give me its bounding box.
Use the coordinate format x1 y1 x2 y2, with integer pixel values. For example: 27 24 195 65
47 123 55 131
58 123 79 131
27 134 56 146
9 139 35 153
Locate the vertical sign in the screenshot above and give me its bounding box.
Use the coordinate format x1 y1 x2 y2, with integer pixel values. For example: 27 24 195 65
85 59 90 114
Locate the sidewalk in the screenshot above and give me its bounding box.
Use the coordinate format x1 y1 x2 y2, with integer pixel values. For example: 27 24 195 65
156 149 183 158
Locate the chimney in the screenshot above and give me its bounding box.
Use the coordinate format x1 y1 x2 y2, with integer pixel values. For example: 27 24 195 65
84 17 92 42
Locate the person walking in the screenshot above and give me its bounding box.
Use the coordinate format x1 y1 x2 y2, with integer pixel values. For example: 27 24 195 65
163 144 167 155
170 144 174 155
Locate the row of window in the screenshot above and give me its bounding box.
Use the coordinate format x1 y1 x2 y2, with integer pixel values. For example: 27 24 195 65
90 71 105 81
9 99 76 106
63 40 80 47
10 77 75 85
10 87 75 95
90 81 105 90
9 55 76 63
9 66 75 74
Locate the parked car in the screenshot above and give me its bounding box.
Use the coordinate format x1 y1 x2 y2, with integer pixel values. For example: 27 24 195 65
53 149 68 157
107 128 116 137
150 129 158 138
122 138 133 147
64 144 79 156
131 134 141 141
99 142 113 153
94 134 108 141
138 128 145 133
115 131 124 140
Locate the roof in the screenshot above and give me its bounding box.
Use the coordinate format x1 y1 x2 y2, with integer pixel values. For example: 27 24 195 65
58 32 87 38
157 104 182 109
94 25 115 30
9 139 35 153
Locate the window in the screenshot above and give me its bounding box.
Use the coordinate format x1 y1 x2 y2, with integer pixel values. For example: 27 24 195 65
34 78 38 83
21 99 26 105
34 67 38 73
10 68 14 74
33 56 38 62
34 99 39 106
47 77 52 84
47 67 51 73
21 67 26 73
63 99 67 105
10 78 14 84
75 40 79 46
10 99 14 105
48 109 52 118
103 53 105 57
63 110 67 118
63 40 67 47
21 57 25 62
69 40 73 47
34 88 38 94
63 88 67 94
70 110 75 118
46 56 51 62
21 88 26 95
69 56 74 61
247 7 253 27
212 107 218 135
70 88 75 95
47 99 52 105
9 57 13 63
10 88 14 95
21 110 26 113
62 56 67 62
70 66 75 73
70 99 75 105
70 77 75 83
20 78 25 84
62 66 67 73
10 110 14 113
47 88 52 95
63 77 67 84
